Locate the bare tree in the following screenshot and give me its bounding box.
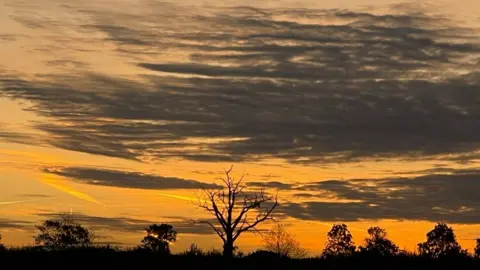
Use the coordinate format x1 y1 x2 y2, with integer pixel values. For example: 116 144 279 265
197 166 278 258
263 223 307 258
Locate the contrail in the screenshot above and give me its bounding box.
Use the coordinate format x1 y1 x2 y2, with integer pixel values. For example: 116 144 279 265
157 192 198 202
0 197 56 206
41 174 102 205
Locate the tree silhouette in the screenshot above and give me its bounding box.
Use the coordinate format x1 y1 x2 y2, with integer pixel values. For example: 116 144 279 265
197 166 278 258
322 224 356 257
359 226 398 256
474 239 480 258
34 214 94 250
0 234 5 251
263 223 307 258
182 243 204 256
141 224 177 254
417 223 466 258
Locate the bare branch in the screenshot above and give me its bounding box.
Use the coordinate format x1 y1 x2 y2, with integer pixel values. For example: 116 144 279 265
199 220 226 242
195 191 228 231
235 197 278 240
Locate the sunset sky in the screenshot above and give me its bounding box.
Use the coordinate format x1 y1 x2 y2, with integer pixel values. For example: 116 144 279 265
1 0 480 254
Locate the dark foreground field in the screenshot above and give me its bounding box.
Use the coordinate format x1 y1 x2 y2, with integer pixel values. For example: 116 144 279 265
1 248 479 270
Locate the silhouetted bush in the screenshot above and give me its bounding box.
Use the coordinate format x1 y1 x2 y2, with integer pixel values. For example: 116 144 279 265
474 239 480 258
247 249 281 259
205 248 223 257
140 224 177 254
34 214 94 250
180 243 205 256
0 234 5 252
263 223 307 258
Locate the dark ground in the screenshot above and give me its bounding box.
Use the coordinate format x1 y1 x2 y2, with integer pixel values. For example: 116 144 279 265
1 248 479 270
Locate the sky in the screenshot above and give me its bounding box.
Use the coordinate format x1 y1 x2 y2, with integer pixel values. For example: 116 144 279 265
0 0 480 253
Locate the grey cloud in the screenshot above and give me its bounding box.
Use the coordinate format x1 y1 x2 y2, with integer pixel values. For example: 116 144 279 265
0 124 42 145
45 60 89 69
84 24 152 46
390 167 480 176
36 213 214 235
44 167 221 190
248 181 294 190
139 62 353 81
0 35 17 42
1 4 479 164
93 240 128 246
280 169 480 224
293 193 318 199
0 130 26 141
19 194 53 198
0 218 33 230
37 213 152 233
192 170 222 175
166 218 216 235
0 132 45 147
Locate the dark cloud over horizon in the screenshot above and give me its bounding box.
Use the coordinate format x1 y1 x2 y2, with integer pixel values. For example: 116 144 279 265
36 212 215 235
44 167 221 190
279 169 480 224
0 218 33 230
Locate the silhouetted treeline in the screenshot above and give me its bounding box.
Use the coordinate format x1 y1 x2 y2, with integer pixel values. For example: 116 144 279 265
2 216 480 269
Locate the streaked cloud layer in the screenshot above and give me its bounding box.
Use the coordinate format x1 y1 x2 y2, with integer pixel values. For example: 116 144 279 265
281 169 480 223
1 1 479 165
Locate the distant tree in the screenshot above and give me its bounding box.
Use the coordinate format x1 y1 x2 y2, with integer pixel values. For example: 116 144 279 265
0 234 5 251
359 226 398 256
34 214 94 250
474 239 480 258
197 166 278 258
141 224 177 254
263 223 307 258
234 247 246 258
182 243 204 256
417 223 467 258
205 248 223 257
322 224 356 257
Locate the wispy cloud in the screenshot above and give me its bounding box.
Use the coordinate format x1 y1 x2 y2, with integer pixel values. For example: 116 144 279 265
0 218 33 230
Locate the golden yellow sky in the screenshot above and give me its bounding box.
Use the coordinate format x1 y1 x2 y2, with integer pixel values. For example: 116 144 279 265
1 0 480 254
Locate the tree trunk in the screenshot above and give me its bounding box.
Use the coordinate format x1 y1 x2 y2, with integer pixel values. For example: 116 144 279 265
223 239 234 258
